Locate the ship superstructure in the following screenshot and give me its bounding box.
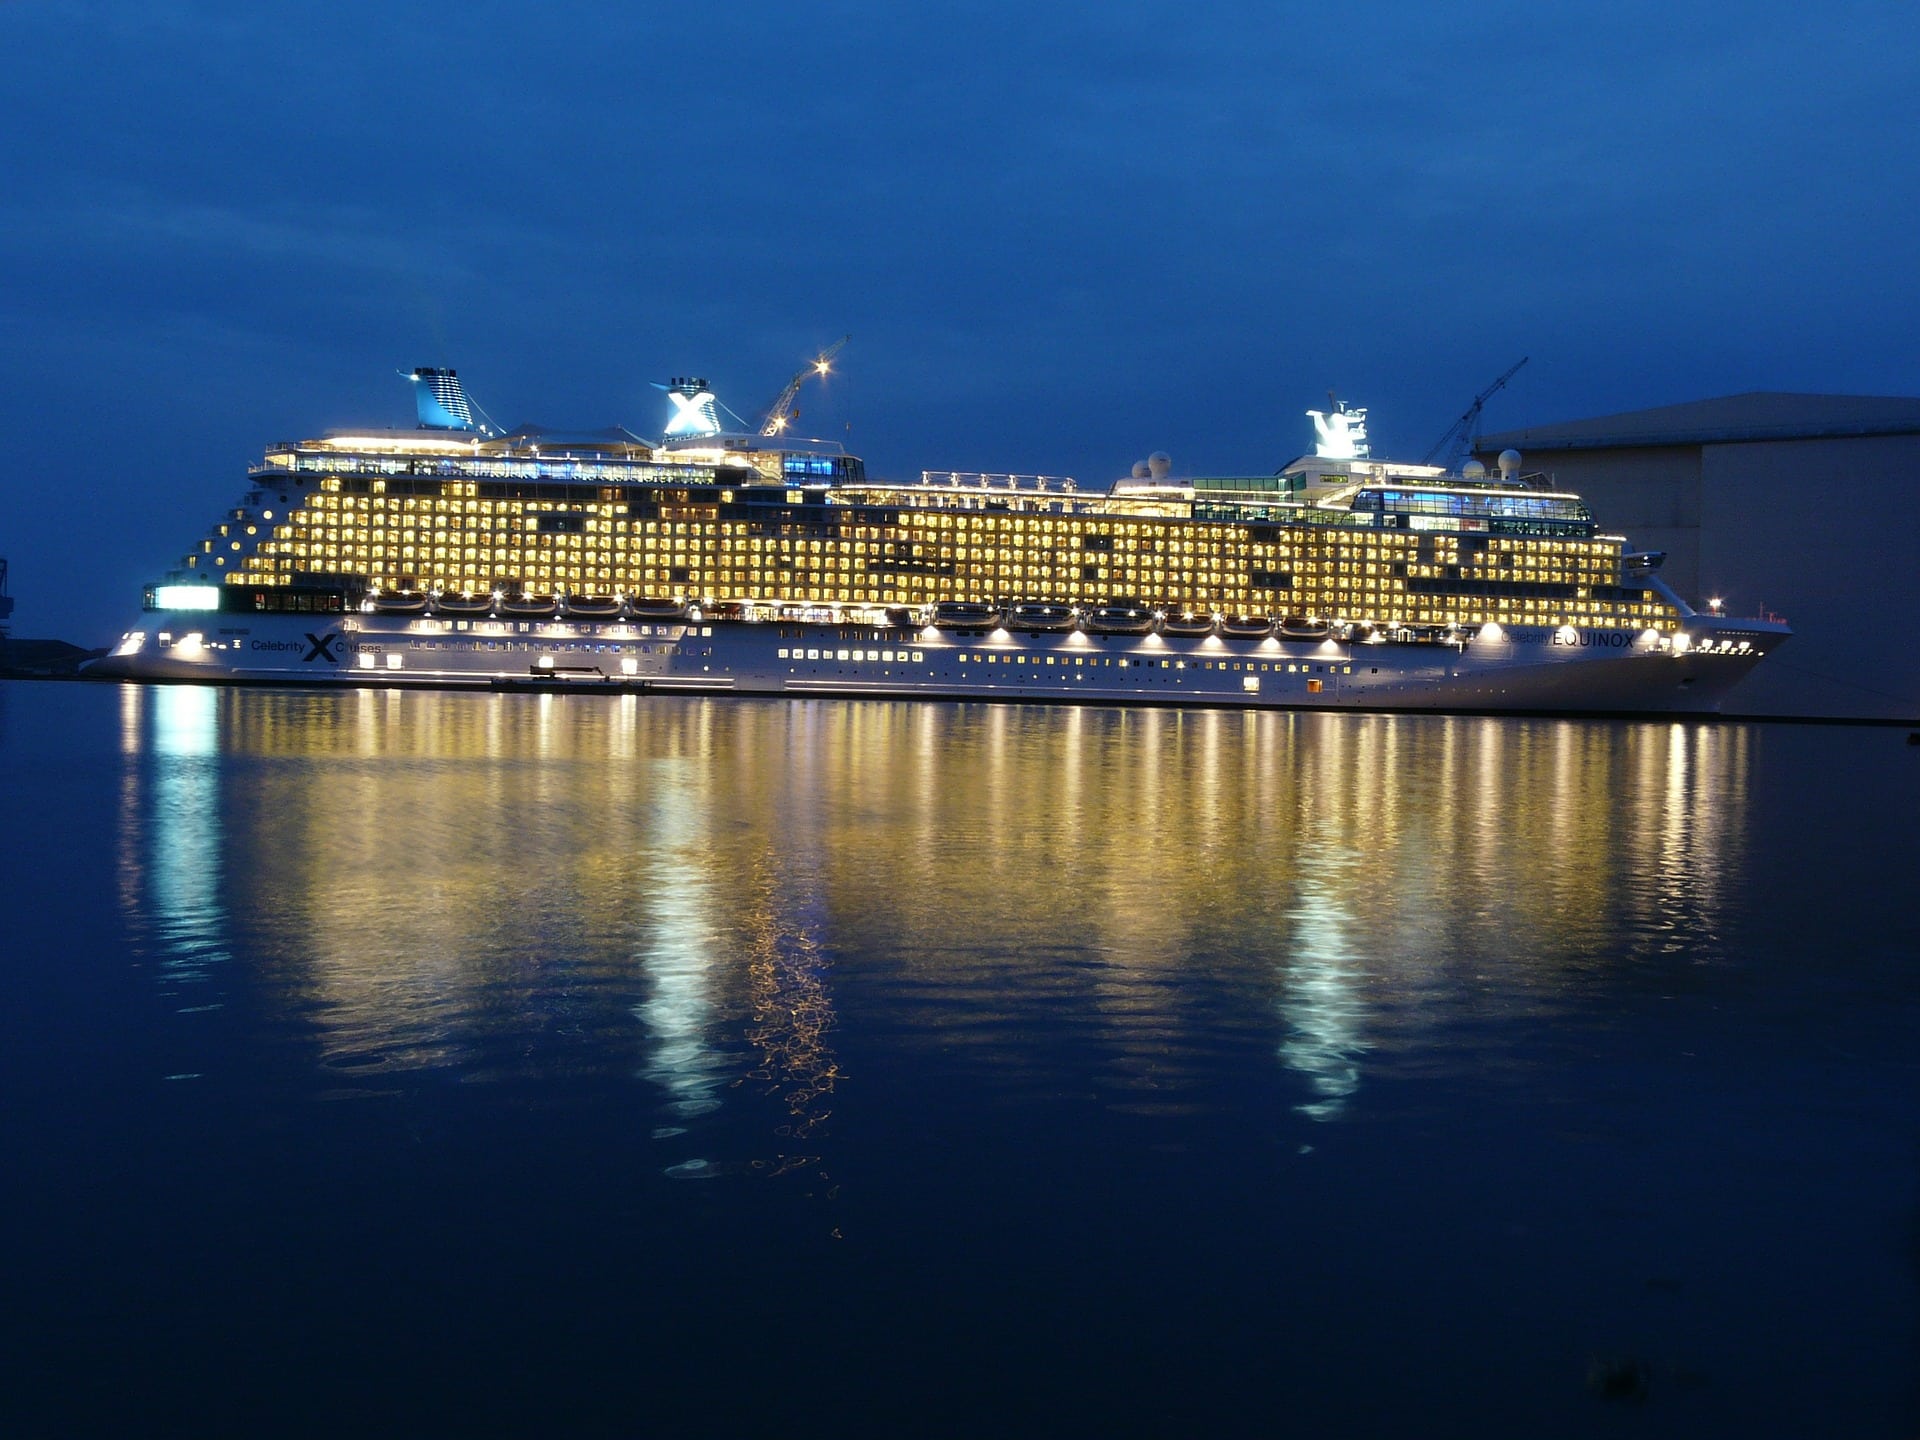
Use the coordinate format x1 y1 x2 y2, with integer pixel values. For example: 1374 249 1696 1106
93 365 1788 713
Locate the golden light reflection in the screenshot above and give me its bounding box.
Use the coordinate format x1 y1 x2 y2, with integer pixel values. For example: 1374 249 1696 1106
115 691 1754 1128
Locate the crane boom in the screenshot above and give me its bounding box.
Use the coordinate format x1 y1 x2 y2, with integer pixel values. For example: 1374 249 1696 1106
1422 356 1529 468
759 335 849 436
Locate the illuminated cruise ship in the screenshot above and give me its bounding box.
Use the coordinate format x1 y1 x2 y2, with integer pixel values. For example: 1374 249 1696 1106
92 364 1788 712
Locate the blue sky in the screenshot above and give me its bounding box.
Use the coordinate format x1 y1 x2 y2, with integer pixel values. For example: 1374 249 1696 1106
3 0 1918 637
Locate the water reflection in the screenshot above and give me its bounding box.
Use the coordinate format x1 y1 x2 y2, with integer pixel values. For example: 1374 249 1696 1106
119 685 231 998
116 690 1755 1130
629 745 736 1122
737 854 840 1161
1280 860 1369 1120
635 859 730 1120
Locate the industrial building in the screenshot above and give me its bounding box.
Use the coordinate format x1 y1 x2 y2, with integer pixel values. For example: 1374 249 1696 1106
1478 394 1920 721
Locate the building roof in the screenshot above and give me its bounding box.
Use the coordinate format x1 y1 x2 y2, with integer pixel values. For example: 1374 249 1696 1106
1477 391 1920 452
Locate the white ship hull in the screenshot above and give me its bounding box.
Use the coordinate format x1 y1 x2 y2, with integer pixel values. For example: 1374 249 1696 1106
92 609 1789 715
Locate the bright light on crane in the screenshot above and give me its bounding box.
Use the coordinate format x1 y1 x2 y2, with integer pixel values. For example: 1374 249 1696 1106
759 335 849 437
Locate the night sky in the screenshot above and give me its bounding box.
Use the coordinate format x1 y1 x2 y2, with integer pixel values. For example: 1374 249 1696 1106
3 0 1917 640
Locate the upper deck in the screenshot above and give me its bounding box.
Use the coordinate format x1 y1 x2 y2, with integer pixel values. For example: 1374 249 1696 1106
247 432 1598 541
252 427 867 490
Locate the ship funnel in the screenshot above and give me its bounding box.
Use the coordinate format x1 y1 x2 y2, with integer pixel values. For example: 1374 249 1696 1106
1498 448 1521 483
411 367 476 430
661 377 722 439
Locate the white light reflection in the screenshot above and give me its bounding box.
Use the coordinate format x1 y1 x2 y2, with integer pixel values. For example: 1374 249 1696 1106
634 777 729 1119
143 685 232 989
1278 856 1370 1120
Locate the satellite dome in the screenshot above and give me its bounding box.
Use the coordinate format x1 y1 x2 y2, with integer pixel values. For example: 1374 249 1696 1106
1131 460 1151 479
1461 458 1487 479
1498 449 1522 480
1148 452 1172 480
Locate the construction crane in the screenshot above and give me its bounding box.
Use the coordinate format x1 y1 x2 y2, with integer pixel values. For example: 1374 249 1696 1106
759 335 849 437
1422 357 1528 469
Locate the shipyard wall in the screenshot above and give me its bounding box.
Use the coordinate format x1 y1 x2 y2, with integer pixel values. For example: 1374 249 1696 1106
1477 431 1920 721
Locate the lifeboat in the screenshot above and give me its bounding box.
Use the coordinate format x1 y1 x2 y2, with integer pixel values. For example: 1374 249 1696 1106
1081 604 1157 635
626 596 689 620
931 601 1001 631
560 593 623 620
1279 615 1334 641
431 590 493 618
1219 613 1274 639
1008 602 1077 633
1160 608 1217 638
498 592 559 620
370 589 429 616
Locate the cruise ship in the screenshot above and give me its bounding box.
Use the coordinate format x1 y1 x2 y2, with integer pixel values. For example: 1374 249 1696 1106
91 365 1788 712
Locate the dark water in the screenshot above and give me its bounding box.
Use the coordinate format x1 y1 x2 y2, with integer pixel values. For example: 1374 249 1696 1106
2 682 1915 1438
